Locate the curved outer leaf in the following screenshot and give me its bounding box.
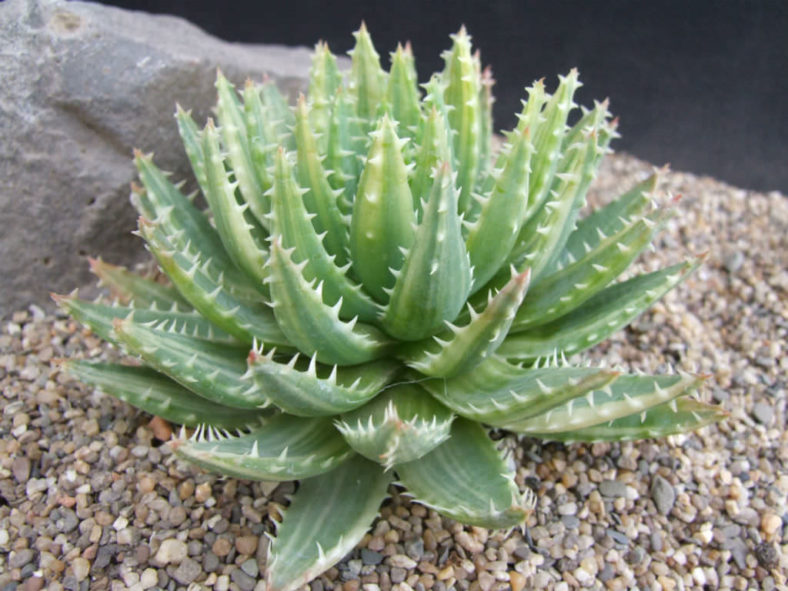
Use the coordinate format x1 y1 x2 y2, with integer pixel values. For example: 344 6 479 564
248 349 398 417
400 269 530 377
112 316 268 409
173 415 354 482
215 71 268 228
381 161 471 341
65 361 267 429
509 111 603 282
396 418 535 528
307 41 342 154
53 295 238 346
527 398 727 442
136 219 287 346
511 373 707 434
386 43 421 139
420 357 619 431
267 456 391 591
548 173 658 273
349 115 416 302
266 239 390 365
500 259 699 360
521 70 581 219
201 119 270 287
88 258 190 310
512 208 667 331
465 125 534 291
335 383 455 469
133 150 237 275
270 149 379 323
293 95 351 266
441 26 481 213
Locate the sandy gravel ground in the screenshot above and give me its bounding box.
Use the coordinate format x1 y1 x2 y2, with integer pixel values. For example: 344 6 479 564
0 153 786 591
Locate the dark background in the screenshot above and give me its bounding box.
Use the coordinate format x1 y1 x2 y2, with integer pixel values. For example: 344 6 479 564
97 0 787 193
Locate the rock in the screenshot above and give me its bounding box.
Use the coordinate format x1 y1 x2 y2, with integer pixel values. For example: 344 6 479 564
0 0 315 316
230 566 256 591
9 548 35 569
651 475 676 515
754 542 780 569
12 456 30 483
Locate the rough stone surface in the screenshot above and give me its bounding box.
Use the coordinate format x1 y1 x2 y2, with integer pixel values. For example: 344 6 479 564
0 0 315 316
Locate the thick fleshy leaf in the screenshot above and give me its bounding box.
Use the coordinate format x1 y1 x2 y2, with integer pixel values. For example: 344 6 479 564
293 96 351 266
510 373 707 434
400 269 530 377
548 173 658 274
526 398 727 442
521 70 581 218
53 295 238 346
173 415 353 481
112 316 268 409
260 80 296 150
409 99 452 213
65 361 266 429
133 150 236 274
386 43 421 139
136 219 286 345
200 119 270 286
325 88 364 211
267 456 391 591
266 239 389 365
381 161 471 341
242 80 277 204
88 258 190 311
307 41 342 154
248 349 398 417
500 260 699 359
465 125 534 290
348 22 387 122
512 208 668 331
420 356 619 430
269 149 379 323
336 383 455 469
349 115 416 302
396 418 535 528
441 26 481 212
215 71 268 227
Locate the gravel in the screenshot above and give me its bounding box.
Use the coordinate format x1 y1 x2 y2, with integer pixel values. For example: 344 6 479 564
1 152 786 590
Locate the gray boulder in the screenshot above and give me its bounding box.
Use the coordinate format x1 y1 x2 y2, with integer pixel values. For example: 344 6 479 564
0 0 315 316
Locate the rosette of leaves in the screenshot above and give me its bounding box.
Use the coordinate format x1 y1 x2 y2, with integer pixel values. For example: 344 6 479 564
55 25 725 591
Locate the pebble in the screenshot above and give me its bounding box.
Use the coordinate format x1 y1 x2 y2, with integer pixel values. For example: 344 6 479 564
599 479 627 497
154 539 187 565
752 402 774 425
651 475 676 515
71 557 90 581
1 154 785 591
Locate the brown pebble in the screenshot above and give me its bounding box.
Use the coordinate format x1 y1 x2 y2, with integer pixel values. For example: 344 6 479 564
137 476 156 494
149 416 172 441
510 571 526 591
23 578 44 591
82 545 98 560
12 456 30 483
760 512 782 536
178 480 195 500
343 581 360 591
212 537 232 557
235 535 258 556
195 482 212 503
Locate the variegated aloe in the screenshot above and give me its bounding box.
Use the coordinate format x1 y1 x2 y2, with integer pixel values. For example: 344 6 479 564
55 25 724 591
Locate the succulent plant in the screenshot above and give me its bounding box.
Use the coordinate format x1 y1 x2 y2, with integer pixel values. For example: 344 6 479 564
55 25 725 591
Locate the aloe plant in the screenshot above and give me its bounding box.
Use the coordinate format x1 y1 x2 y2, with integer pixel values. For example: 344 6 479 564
55 25 725 591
